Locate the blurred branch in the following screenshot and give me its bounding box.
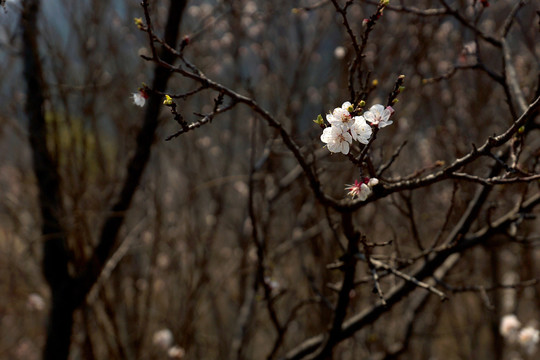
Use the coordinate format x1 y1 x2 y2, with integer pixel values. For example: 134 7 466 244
439 0 501 47
77 0 188 307
22 0 74 358
501 3 529 114
380 253 459 360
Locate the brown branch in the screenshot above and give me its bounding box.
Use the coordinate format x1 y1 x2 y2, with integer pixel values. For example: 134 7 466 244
148 54 341 210
309 213 360 359
281 189 540 360
363 0 445 16
450 172 540 185
280 163 500 359
370 258 447 301
353 95 540 210
165 96 235 140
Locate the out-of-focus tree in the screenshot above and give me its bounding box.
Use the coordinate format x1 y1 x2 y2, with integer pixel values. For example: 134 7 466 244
1 0 539 359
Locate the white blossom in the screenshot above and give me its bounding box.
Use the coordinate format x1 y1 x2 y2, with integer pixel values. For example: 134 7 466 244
153 329 174 350
334 46 346 59
500 314 521 341
345 178 378 201
320 125 352 154
327 102 354 128
350 116 372 144
518 326 539 354
168 346 186 359
26 293 45 311
363 104 394 128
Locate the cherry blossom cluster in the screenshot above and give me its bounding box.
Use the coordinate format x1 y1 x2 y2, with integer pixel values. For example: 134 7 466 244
320 102 393 155
500 314 539 355
318 101 394 201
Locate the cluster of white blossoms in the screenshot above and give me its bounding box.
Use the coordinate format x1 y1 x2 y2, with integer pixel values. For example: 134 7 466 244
320 102 394 155
319 101 394 200
500 314 540 355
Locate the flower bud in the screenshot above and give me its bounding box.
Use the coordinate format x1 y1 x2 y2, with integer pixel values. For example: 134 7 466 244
313 114 324 126
163 95 173 106
134 17 144 29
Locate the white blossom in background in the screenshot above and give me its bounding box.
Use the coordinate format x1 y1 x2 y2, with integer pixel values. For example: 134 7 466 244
500 314 522 342
153 329 174 350
350 116 372 144
320 125 352 154
26 293 45 311
132 89 149 107
168 346 186 359
363 104 394 128
334 46 346 59
518 326 539 354
264 276 281 292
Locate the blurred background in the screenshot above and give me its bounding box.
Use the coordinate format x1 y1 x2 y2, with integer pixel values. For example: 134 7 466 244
0 0 539 359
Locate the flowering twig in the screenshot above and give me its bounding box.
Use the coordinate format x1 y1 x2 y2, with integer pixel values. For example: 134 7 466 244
386 74 405 106
152 85 207 99
165 96 234 141
354 95 540 210
331 0 387 101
